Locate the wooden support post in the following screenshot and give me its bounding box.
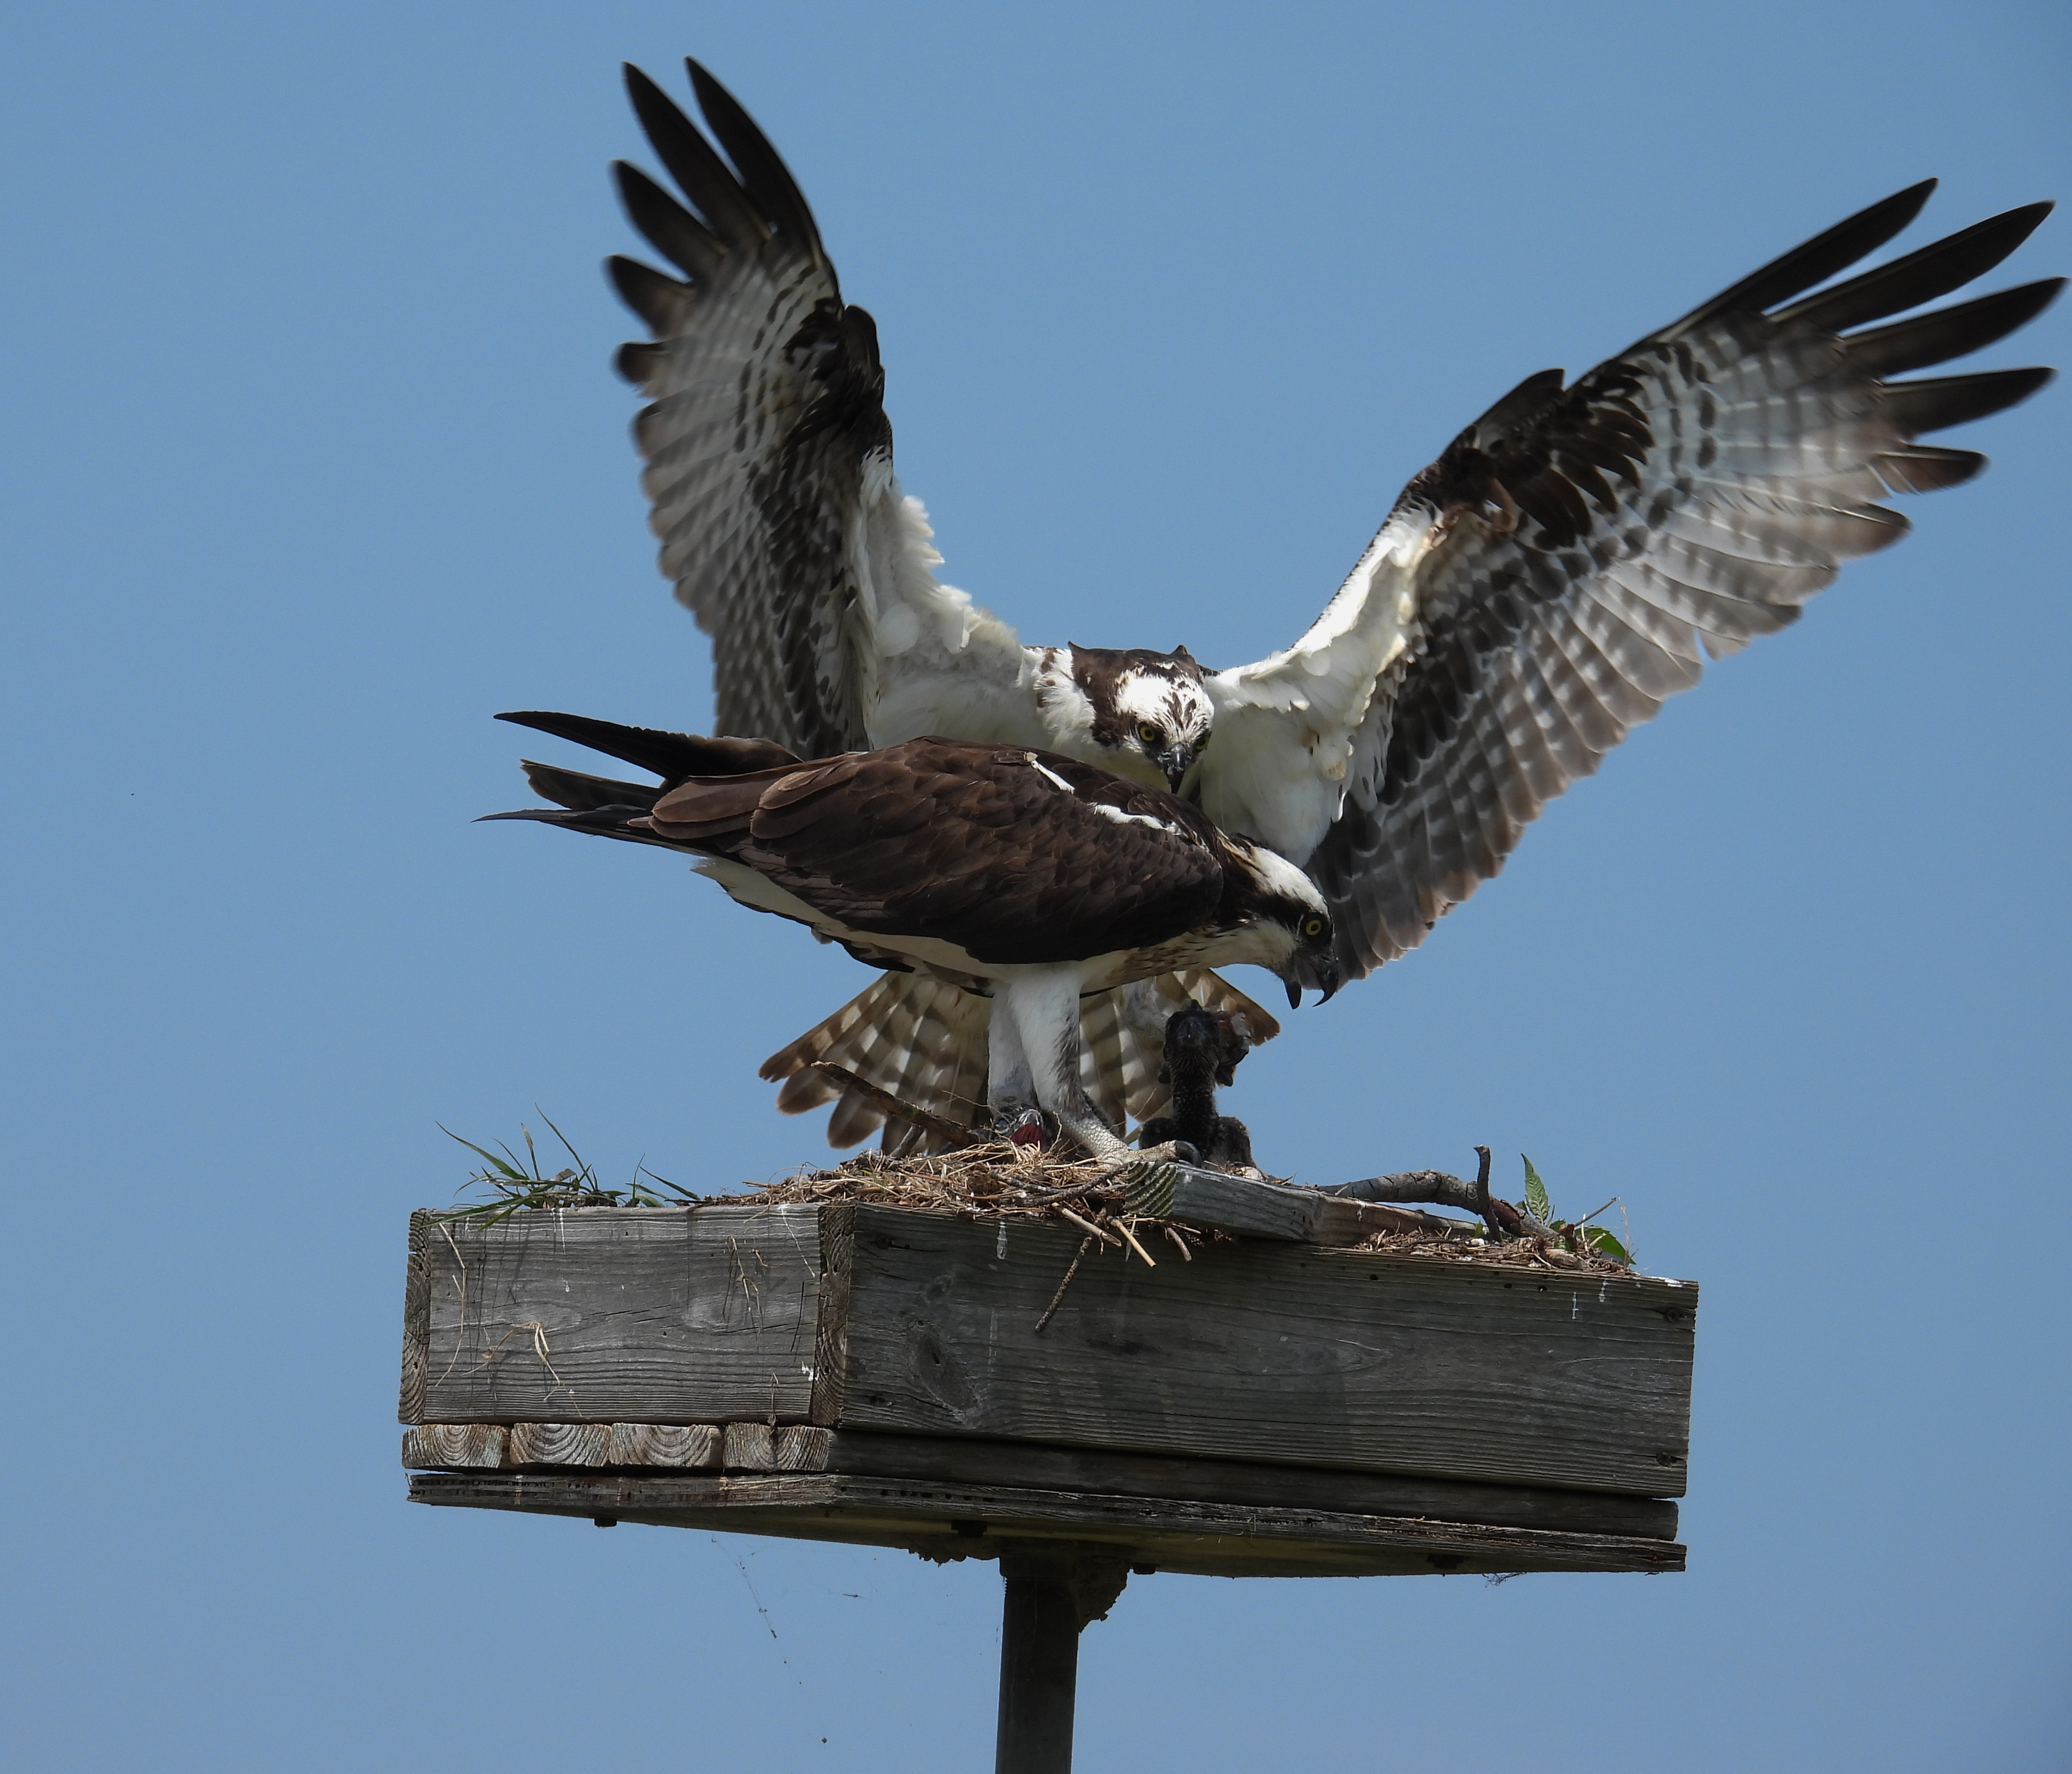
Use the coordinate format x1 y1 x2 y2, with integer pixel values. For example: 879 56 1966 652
996 1554 1080 1774
993 1542 1130 1774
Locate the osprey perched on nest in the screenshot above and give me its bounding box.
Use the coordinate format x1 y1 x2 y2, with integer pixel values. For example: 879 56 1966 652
486 718 1337 1162
593 59 2058 1148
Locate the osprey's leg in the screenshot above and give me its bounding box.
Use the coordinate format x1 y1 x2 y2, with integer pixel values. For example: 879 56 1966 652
985 992 1039 1123
986 1006 1060 1149
997 971 1131 1165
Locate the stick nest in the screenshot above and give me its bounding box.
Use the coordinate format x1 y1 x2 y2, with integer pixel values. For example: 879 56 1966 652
703 1144 1634 1276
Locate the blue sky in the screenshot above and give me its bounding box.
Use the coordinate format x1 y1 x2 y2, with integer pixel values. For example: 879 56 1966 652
3 2 2067 1768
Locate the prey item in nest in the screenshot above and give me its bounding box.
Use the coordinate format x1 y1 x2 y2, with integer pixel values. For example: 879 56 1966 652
1137 1006 1259 1173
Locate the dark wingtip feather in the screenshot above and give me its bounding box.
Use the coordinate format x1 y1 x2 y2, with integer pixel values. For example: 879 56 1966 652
1845 279 2065 377
476 804 659 841
1872 446 1986 494
1778 202 2058 335
1470 368 1566 439
621 61 768 253
495 710 801 782
685 59 826 266
606 254 688 333
614 160 726 281
1884 366 2055 436
520 759 664 814
1661 181 1938 337
614 338 664 385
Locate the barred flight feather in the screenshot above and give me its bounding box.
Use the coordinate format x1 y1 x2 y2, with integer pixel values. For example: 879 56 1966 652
1302 194 2058 973
761 970 1281 1151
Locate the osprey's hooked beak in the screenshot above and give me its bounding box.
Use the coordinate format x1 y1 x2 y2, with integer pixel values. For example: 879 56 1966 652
1156 743 1197 794
1281 946 1340 1009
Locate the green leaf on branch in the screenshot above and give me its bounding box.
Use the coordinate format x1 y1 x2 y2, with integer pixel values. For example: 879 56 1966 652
1522 1154 1551 1222
1581 1225 1631 1263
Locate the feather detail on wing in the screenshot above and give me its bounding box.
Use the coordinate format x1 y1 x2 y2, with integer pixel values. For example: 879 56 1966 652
761 969 1281 1150
760 974 994 1149
611 62 1020 755
1199 183 2058 977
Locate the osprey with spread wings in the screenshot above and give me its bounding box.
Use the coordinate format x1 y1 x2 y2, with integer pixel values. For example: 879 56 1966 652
600 59 2058 1149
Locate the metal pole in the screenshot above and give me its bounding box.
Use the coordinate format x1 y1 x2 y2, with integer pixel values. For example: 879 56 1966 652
993 1543 1133 1774
995 1553 1082 1773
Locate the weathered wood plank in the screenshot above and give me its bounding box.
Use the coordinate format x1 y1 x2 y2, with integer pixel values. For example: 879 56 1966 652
808 1204 854 1425
402 1423 505 1469
408 1470 1685 1578
404 1422 725 1470
723 1422 776 1470
808 1430 1677 1539
606 1422 723 1468
399 1211 432 1424
1125 1165 1474 1244
833 1208 1695 1495
775 1425 833 1471
418 1206 823 1424
393 1421 1671 1538
508 1421 612 1466
1124 1165 1319 1239
720 1423 832 1471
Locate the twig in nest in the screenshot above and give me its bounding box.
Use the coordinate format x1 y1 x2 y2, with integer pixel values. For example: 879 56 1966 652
809 1064 982 1150
1325 1169 1524 1235
1034 1233 1096 1334
1114 1217 1157 1267
1015 1175 1114 1207
1018 1163 1129 1206
1057 1205 1121 1247
1472 1145 1505 1240
1163 1225 1195 1261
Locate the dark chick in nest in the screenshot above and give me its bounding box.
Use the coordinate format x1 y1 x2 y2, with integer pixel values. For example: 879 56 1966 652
1139 1007 1260 1173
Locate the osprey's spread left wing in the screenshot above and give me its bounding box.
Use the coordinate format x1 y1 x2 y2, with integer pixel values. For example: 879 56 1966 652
611 62 1018 756
1198 183 2059 977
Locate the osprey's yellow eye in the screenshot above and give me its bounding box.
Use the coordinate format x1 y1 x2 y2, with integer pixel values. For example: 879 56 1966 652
1302 916 1326 938
1136 722 1162 746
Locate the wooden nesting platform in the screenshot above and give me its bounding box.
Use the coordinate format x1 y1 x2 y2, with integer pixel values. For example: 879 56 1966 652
401 1202 1696 1578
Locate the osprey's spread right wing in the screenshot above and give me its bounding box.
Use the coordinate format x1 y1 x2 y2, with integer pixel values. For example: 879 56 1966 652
610 62 1021 756
1198 184 2058 978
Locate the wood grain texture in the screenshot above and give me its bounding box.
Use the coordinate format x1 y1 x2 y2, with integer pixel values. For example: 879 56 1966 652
407 1470 1684 1578
1124 1165 1319 1239
723 1422 777 1470
775 1426 833 1471
401 1422 723 1470
392 1420 1668 1537
418 1206 823 1424
835 1208 1695 1495
508 1421 612 1466
808 1430 1677 1539
402 1423 505 1469
399 1211 432 1424
607 1422 723 1468
809 1204 854 1426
